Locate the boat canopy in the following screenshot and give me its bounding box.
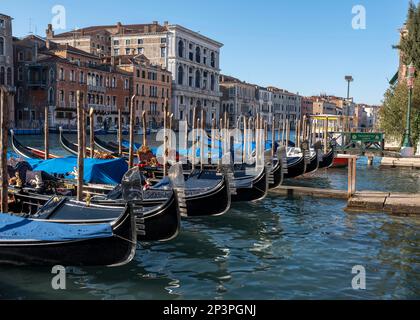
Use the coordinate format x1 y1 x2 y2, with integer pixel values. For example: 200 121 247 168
0 213 113 241
26 157 128 185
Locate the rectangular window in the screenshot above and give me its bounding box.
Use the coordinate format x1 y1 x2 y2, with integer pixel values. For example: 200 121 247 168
0 19 4 28
161 47 166 57
161 38 167 44
138 47 144 54
125 39 131 45
125 48 131 55
138 39 143 45
114 48 119 55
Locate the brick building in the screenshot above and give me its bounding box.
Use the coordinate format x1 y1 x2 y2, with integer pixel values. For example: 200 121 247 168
47 21 223 125
220 75 257 125
112 54 172 129
0 13 15 127
268 86 301 125
13 36 131 129
301 97 314 118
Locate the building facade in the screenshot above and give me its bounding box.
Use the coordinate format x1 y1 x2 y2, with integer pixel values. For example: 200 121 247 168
256 86 273 124
268 86 301 125
0 13 15 127
49 22 223 126
301 97 314 118
13 36 131 129
115 54 172 129
220 75 257 125
312 98 337 115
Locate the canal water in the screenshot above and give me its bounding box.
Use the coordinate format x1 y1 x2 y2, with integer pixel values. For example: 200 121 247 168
1 134 419 299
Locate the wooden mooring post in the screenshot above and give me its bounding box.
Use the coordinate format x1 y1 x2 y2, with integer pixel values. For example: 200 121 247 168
347 155 358 198
76 90 84 202
44 105 49 160
1 88 9 213
128 95 136 168
89 107 95 158
118 106 123 156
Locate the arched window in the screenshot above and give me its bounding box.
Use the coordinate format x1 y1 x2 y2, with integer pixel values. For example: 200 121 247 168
0 37 4 56
195 70 201 88
195 47 201 63
178 66 184 85
6 67 12 85
210 74 215 91
18 67 23 81
211 52 215 68
0 67 4 85
178 40 184 58
17 87 23 103
48 88 55 105
49 69 55 84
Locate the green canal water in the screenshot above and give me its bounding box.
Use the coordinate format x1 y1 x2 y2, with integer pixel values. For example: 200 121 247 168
0 134 419 299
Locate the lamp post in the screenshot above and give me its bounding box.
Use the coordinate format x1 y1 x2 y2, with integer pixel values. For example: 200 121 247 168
402 63 415 149
344 76 353 131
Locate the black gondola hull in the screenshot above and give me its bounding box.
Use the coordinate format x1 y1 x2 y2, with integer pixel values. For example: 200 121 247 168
231 167 268 202
284 156 306 179
269 161 283 189
184 175 231 217
0 207 136 267
319 149 335 169
305 154 319 174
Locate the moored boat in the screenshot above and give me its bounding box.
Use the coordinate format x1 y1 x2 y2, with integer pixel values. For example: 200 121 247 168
0 203 137 267
11 130 59 160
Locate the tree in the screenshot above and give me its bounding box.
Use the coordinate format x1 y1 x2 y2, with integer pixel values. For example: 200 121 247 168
398 1 420 70
379 77 420 147
382 1 420 150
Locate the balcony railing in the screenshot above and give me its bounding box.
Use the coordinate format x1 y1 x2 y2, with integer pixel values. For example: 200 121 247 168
88 85 106 93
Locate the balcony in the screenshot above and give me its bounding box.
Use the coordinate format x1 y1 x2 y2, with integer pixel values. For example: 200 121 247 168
88 85 106 93
147 111 160 116
88 104 110 113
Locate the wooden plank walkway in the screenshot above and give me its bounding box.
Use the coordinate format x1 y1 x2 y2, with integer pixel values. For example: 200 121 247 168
270 186 348 199
381 157 420 168
270 186 420 215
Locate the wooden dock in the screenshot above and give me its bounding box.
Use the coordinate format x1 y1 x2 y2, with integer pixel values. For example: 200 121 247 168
270 186 348 199
380 157 420 168
270 187 420 215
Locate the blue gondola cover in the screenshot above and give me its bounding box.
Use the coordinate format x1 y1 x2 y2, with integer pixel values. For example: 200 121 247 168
25 157 128 185
0 213 113 241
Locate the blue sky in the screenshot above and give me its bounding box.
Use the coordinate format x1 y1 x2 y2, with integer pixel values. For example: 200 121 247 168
1 0 410 105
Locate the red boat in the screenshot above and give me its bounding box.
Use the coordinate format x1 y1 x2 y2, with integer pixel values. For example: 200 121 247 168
331 156 349 168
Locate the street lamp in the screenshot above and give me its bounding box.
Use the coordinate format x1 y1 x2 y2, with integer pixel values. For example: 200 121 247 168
344 75 354 133
402 62 415 149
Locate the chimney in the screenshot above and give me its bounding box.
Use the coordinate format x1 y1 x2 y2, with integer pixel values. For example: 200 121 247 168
153 21 158 25
45 39 51 49
164 21 169 26
117 22 123 34
46 24 54 39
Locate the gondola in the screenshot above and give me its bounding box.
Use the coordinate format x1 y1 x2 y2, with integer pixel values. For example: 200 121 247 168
268 147 287 189
59 128 118 158
268 158 283 189
90 167 231 218
283 155 306 179
150 169 231 217
304 152 320 174
59 127 84 156
0 202 137 267
318 148 335 169
94 136 129 155
9 185 181 243
231 165 268 202
10 130 59 160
